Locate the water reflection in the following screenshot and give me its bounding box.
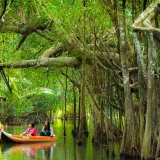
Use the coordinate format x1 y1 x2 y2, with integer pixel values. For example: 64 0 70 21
1 142 56 160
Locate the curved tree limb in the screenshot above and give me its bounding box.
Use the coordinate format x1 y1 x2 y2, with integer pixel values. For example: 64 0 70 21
40 45 67 58
35 29 55 41
132 0 160 32
0 18 55 50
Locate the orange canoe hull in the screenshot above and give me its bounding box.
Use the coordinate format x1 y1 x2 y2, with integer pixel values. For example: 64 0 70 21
1 131 56 143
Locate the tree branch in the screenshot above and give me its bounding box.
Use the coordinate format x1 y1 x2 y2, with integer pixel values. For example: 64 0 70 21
0 96 6 101
40 45 67 58
0 57 84 69
60 71 80 88
132 0 160 32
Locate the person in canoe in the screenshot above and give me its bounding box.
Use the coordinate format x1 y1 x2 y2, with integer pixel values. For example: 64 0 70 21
39 120 55 137
21 122 36 136
0 121 4 131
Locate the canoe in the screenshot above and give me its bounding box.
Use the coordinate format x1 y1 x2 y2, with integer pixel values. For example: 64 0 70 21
1 131 56 143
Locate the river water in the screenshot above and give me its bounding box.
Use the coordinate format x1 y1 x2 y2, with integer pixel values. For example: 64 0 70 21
0 120 121 160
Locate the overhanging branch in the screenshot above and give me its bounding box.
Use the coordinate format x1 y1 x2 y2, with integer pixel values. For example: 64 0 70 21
0 57 85 69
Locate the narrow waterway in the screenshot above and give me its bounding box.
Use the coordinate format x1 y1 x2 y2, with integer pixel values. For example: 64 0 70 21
0 120 121 160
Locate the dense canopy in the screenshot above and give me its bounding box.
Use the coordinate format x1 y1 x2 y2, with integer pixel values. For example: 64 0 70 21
0 0 160 159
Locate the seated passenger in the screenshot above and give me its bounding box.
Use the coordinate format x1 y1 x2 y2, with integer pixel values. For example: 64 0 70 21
0 121 4 131
39 120 55 137
21 122 36 136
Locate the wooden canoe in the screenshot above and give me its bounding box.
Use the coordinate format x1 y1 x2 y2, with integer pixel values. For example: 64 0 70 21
1 131 56 143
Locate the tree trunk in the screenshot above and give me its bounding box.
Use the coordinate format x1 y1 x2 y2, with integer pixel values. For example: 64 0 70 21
72 83 78 135
63 68 68 137
77 0 88 144
119 1 137 157
141 32 157 159
133 32 146 148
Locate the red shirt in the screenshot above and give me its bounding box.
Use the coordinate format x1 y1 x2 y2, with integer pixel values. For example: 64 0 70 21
25 128 37 136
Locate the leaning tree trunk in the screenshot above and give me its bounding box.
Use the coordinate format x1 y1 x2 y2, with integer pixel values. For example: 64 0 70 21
119 1 137 157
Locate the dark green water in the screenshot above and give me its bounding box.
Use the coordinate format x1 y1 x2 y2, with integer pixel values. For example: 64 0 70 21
0 120 121 160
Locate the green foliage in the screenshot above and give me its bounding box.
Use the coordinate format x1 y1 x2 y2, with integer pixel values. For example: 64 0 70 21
0 0 113 120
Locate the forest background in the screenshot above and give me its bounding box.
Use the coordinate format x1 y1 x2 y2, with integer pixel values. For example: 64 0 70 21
0 0 160 159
